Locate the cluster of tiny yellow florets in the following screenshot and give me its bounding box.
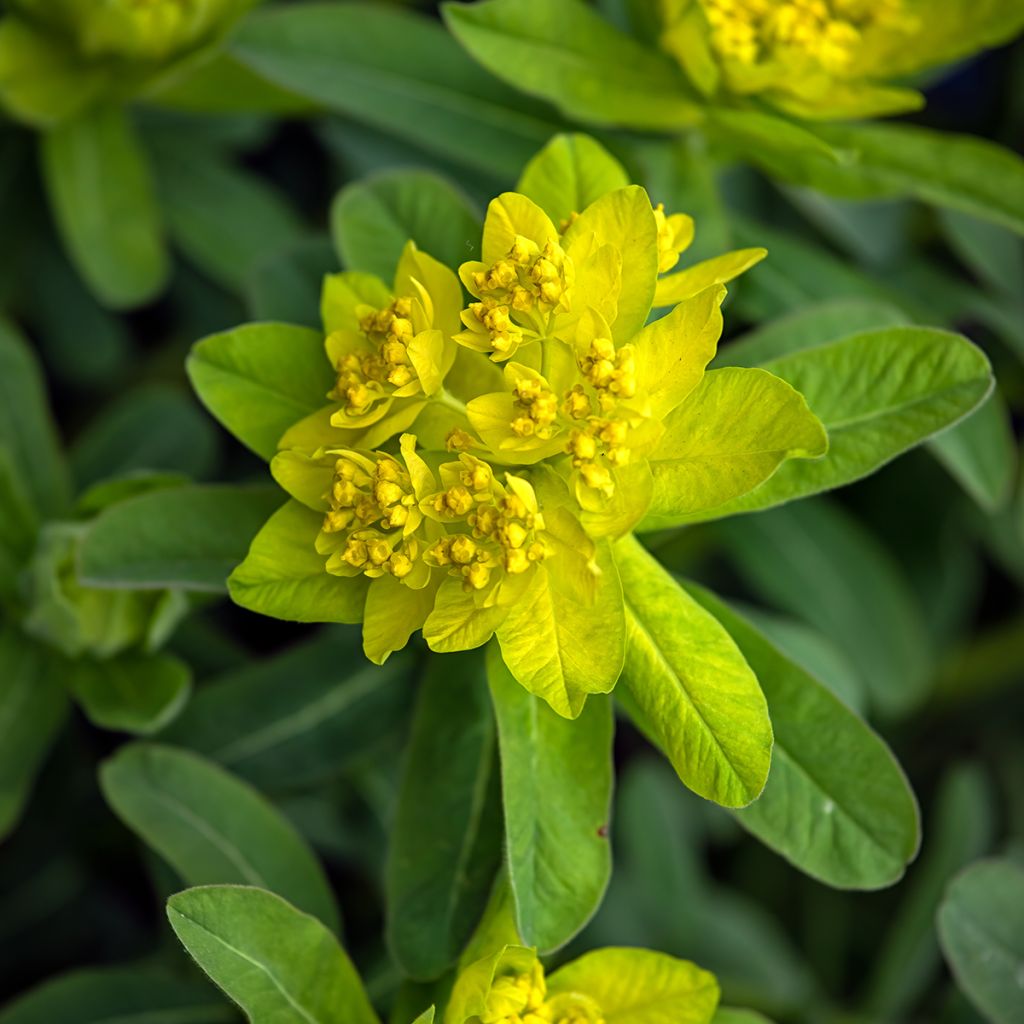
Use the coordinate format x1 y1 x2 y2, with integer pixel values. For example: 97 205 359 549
328 297 419 416
700 0 910 71
322 453 423 580
425 456 548 591
565 336 638 495
482 966 605 1024
511 377 560 439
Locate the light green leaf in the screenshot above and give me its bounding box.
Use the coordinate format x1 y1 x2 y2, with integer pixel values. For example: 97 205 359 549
938 859 1024 1024
717 299 910 368
754 121 1024 235
78 484 282 592
69 384 220 489
0 626 69 841
487 644 613 953
653 248 766 307
864 765 996 1018
614 535 771 809
716 499 931 719
516 133 629 227
0 318 70 519
387 651 502 980
495 545 625 719
444 0 701 130
68 653 191 736
162 628 412 793
547 947 719 1024
147 136 305 293
167 885 378 1024
231 3 561 180
40 105 168 308
688 587 920 889
0 967 235 1024
101 743 339 930
228 499 369 625
187 323 335 461
681 327 993 521
331 169 481 280
929 390 1017 512
645 366 827 525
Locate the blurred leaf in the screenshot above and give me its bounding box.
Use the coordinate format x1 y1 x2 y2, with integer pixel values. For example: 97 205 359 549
187 322 333 461
147 137 305 293
516 133 629 226
168 885 378 1024
76 471 190 516
0 967 234 1024
615 535 772 808
929 391 1017 512
760 122 1024 235
40 105 168 308
70 384 220 489
690 587 920 889
0 449 39 582
863 765 995 1018
245 236 337 326
101 743 339 930
68 652 192 736
23 238 134 390
0 318 70 519
938 859 1024 1024
718 299 909 368
682 328 993 522
713 1012 774 1024
78 483 282 592
387 652 502 980
716 499 931 718
163 629 414 792
231 2 562 179
444 0 700 130
0 626 69 841
939 208 1024 297
487 644 613 953
332 169 481 279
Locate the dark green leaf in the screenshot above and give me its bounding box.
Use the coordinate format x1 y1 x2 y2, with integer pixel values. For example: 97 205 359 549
245 237 338 326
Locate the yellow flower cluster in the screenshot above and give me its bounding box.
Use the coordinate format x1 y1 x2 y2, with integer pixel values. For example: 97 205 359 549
482 963 605 1024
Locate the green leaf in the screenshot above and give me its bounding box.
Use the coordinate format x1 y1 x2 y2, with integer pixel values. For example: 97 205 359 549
188 322 335 461
101 743 339 930
228 499 368 624
332 169 481 280
757 121 1024 235
713 1012 774 1024
231 3 562 180
0 318 70 519
69 384 220 489
167 885 378 1024
939 208 1024 297
645 367 827 525
717 299 910 368
246 237 338 327
40 105 168 308
688 587 921 889
716 499 931 719
147 136 306 293
162 628 413 793
78 483 283 592
938 859 1024 1024
387 652 502 980
614 535 771 809
682 327 993 521
929 390 1017 512
864 765 996 1018
0 448 37 577
516 133 629 227
486 644 613 953
0 967 235 1024
444 0 701 130
495 545 625 719
652 248 766 307
547 947 720 1024
0 626 69 841
68 653 192 736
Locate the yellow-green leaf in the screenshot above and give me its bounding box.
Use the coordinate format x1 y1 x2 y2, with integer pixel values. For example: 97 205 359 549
654 249 766 308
